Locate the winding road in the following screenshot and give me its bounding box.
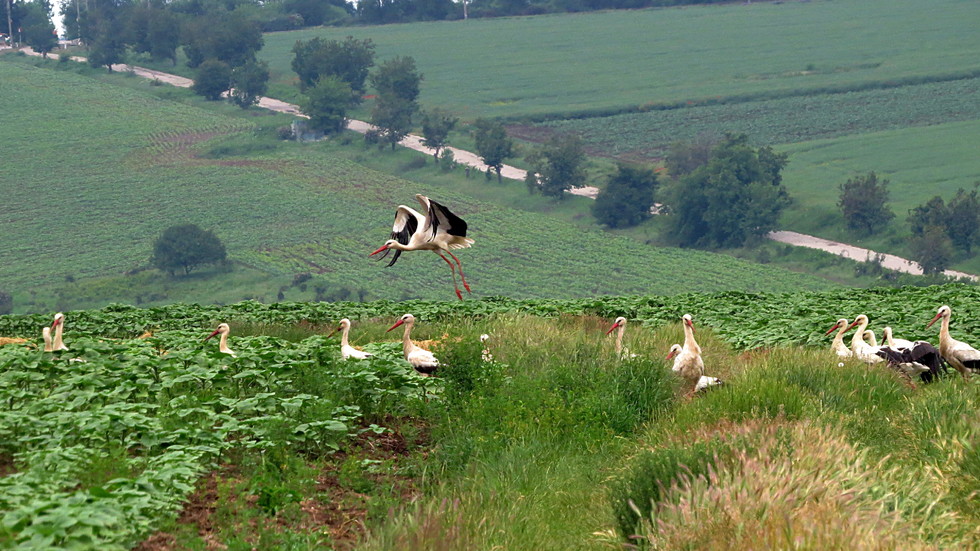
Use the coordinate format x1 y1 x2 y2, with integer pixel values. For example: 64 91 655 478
18 47 976 282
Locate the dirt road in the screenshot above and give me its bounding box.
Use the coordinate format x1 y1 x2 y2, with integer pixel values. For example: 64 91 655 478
20 47 974 280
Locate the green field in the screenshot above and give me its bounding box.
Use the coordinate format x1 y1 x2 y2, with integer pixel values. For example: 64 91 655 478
0 59 839 313
2 287 978 548
257 0 980 119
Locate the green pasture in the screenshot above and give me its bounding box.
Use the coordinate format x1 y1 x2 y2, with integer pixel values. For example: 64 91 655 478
258 0 980 119
0 59 837 313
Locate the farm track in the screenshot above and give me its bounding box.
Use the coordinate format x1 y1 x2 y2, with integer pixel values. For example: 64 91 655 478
19 48 977 282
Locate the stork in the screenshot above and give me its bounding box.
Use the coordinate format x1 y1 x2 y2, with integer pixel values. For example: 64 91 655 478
387 314 439 375
882 326 915 349
665 314 705 384
606 317 637 359
927 305 980 377
847 315 883 364
204 323 237 357
328 318 374 360
370 194 475 300
876 341 946 383
51 313 69 351
824 318 853 358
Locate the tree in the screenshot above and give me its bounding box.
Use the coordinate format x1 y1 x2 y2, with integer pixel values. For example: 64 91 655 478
291 36 375 100
84 7 126 71
946 185 980 254
525 134 587 199
182 13 263 69
369 56 422 150
193 59 232 101
837 172 895 235
300 75 353 134
473 118 514 183
22 2 56 57
664 134 790 248
229 59 270 109
665 133 719 180
592 164 658 228
420 108 458 161
911 225 953 275
151 224 227 276
907 195 947 238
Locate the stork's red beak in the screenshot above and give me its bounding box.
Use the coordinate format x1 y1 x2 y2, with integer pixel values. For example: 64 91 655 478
666 349 677 360
605 322 620 335
824 322 841 336
846 320 860 330
51 318 60 328
370 244 389 256
926 313 942 329
386 319 405 332
204 329 221 342
685 319 695 333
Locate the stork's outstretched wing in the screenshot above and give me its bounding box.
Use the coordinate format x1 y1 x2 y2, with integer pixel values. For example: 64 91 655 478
416 194 468 242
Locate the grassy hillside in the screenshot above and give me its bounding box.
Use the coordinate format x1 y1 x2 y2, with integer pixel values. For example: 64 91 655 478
2 287 978 548
257 0 980 119
0 59 837 313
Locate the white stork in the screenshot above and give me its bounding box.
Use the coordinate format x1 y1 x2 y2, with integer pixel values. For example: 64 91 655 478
927 305 980 377
824 318 853 358
328 318 374 360
387 314 439 375
882 326 915 349
606 316 637 359
665 314 705 385
370 194 475 300
876 341 946 383
847 315 883 364
51 312 69 351
204 323 237 357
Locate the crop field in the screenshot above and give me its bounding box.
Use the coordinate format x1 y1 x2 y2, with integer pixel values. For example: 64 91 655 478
0 58 841 313
258 0 980 120
1 284 979 548
519 78 980 161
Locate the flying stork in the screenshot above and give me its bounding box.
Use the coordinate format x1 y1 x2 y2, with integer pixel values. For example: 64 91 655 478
370 194 475 300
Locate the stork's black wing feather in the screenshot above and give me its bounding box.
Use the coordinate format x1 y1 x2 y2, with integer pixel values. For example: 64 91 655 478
426 198 468 241
384 214 418 267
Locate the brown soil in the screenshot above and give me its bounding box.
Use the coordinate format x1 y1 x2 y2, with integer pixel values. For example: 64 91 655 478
135 423 427 551
0 453 16 477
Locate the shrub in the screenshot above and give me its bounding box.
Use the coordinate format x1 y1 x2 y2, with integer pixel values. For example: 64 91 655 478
0 291 12 315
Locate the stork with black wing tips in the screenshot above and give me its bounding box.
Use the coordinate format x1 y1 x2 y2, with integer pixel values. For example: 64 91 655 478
370 194 475 300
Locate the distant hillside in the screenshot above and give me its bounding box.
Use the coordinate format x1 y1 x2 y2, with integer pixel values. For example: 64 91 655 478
0 59 836 312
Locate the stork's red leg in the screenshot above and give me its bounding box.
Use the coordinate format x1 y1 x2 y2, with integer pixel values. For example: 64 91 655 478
446 250 471 293
437 251 464 300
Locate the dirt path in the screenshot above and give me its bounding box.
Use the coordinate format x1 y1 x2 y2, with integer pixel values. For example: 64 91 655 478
20 47 974 280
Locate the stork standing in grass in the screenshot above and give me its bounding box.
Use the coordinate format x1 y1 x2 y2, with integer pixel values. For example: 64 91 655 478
204 323 237 357
606 317 637 359
370 194 475 300
387 314 439 375
824 318 853 358
328 318 374 360
847 315 883 364
666 314 705 385
927 305 980 377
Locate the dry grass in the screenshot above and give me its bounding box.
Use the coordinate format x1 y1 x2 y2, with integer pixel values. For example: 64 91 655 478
633 421 968 550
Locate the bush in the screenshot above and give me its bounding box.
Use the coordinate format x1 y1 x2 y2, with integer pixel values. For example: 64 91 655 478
0 291 12 315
